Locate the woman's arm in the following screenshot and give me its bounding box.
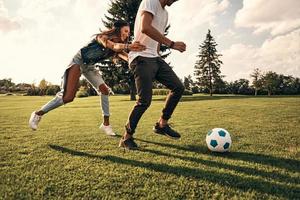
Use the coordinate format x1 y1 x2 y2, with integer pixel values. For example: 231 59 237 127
97 35 146 53
117 52 128 62
97 35 126 52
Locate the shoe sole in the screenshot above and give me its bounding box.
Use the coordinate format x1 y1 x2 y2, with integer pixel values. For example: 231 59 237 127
153 129 181 140
119 141 138 150
119 144 138 150
106 134 117 136
29 125 37 131
99 128 117 136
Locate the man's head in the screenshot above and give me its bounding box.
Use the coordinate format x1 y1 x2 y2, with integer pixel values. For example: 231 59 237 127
166 0 178 6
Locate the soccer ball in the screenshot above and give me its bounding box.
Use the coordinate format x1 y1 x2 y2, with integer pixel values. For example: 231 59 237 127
206 128 232 152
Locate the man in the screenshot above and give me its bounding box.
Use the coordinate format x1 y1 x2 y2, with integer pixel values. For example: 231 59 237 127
119 0 186 149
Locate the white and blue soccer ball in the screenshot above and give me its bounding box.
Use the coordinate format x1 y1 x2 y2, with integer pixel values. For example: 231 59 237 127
206 128 232 152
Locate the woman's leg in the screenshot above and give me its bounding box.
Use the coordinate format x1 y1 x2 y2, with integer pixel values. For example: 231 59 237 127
37 64 81 115
83 67 115 136
99 83 110 125
29 65 81 130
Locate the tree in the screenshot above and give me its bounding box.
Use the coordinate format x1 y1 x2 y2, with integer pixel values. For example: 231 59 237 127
276 74 300 95
213 76 227 94
194 30 223 96
236 79 252 94
0 78 15 91
38 79 48 96
100 0 141 100
250 68 263 96
227 79 252 95
183 75 193 90
293 77 300 94
262 71 280 96
46 85 60 95
79 78 97 96
99 0 171 100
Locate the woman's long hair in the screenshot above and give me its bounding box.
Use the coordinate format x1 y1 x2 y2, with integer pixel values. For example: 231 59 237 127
97 20 129 43
96 20 129 63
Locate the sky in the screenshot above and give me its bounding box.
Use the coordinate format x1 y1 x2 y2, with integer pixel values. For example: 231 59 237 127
0 0 299 85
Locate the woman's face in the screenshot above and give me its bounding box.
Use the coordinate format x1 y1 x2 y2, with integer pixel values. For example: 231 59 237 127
120 25 130 42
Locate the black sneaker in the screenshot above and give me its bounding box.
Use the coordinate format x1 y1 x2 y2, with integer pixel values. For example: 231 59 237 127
119 137 138 150
153 122 181 140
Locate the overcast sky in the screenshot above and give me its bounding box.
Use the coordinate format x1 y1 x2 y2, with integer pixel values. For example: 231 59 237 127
0 0 299 85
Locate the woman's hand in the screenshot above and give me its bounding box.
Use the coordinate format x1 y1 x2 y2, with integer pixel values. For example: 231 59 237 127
129 41 146 52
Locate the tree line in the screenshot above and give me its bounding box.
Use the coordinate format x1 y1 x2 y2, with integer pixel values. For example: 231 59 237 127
1 0 299 97
192 30 300 96
1 67 299 96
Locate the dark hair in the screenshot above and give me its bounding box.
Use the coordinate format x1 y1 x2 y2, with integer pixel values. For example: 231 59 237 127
113 20 129 29
98 19 129 42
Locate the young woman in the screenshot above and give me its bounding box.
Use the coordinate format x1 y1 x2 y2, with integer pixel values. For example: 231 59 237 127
29 20 145 136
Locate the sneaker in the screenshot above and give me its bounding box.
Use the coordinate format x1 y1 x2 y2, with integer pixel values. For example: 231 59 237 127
99 123 116 136
153 122 181 140
108 87 115 95
29 111 42 130
119 137 138 150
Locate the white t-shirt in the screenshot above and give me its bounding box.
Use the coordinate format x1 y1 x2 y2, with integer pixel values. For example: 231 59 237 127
128 0 168 64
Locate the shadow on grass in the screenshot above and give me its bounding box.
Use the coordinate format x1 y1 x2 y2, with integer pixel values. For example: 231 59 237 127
135 138 300 173
137 148 299 184
48 144 299 199
49 144 100 159
120 95 299 102
102 155 298 199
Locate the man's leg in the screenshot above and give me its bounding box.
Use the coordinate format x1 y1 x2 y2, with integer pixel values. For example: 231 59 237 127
120 57 157 149
154 58 185 139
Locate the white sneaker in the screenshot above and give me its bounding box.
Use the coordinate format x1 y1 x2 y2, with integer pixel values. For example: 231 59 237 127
29 111 42 130
108 88 115 95
99 123 116 136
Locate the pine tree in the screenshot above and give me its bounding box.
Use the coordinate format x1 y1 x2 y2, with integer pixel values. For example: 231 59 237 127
99 0 171 100
194 30 223 96
183 75 194 90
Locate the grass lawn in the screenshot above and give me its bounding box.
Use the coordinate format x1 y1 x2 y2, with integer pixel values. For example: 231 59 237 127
0 94 299 199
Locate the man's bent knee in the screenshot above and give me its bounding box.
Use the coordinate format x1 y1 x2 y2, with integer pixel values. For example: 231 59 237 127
174 83 185 95
136 99 151 109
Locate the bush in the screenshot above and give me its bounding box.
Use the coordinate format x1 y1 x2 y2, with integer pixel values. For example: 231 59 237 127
113 83 130 94
183 89 193 95
153 89 193 96
26 87 41 96
153 89 169 95
191 86 200 94
76 86 89 98
46 85 60 95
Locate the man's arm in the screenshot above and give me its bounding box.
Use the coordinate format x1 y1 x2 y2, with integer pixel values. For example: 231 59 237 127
141 11 172 47
141 11 186 52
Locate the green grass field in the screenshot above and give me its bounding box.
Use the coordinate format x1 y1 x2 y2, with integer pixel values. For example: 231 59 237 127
0 95 299 199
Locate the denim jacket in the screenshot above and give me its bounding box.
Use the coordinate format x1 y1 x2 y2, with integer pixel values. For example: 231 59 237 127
80 39 115 65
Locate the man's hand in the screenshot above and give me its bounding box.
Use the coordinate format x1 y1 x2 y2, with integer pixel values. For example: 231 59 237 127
172 41 186 53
